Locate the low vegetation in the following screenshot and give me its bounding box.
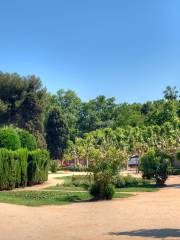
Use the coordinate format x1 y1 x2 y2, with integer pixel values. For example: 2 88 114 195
0 148 50 190
0 190 132 206
47 174 159 193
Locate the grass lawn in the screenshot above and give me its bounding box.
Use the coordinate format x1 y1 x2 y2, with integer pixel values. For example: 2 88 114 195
115 186 159 192
0 190 133 207
47 175 159 193
47 184 159 192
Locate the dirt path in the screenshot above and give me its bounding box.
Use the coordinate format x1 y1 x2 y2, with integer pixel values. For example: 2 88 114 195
1 176 180 240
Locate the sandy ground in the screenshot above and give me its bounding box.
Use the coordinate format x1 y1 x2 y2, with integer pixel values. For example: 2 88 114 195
1 176 180 240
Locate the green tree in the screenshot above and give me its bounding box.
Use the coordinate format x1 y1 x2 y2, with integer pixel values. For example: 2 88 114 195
163 86 179 100
139 149 172 186
0 72 47 148
46 107 69 160
56 89 82 141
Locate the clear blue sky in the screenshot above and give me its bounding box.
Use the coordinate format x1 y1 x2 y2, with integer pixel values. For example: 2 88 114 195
0 0 180 103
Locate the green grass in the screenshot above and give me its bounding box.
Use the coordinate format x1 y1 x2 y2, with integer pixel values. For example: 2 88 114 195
0 190 133 206
115 186 159 192
46 184 159 193
46 185 86 191
0 191 92 206
49 175 159 193
55 176 73 180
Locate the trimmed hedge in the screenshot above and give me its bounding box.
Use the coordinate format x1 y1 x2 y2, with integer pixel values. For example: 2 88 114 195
27 150 50 186
0 148 50 190
0 127 21 150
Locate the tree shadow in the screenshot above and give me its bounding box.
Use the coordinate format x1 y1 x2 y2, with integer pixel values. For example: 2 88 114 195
109 229 180 238
166 183 180 188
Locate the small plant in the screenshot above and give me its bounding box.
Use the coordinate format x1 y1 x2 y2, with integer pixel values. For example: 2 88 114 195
90 183 115 200
50 161 58 173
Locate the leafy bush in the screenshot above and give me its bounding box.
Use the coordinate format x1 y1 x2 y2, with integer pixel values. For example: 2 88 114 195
27 150 50 186
0 127 21 150
139 149 172 186
17 129 37 150
90 183 115 200
112 175 146 188
50 161 58 173
112 175 126 188
89 146 125 200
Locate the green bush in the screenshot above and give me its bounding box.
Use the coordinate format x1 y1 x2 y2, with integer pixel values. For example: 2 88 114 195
27 150 50 186
0 127 21 150
50 161 58 173
112 175 145 188
17 129 37 150
112 175 126 188
0 148 50 190
0 148 28 190
139 149 172 186
90 183 115 200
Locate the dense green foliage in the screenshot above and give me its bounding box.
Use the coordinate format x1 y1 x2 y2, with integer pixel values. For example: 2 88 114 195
0 127 21 150
0 148 28 190
139 149 172 185
0 149 49 190
0 71 179 184
88 143 125 199
49 87 180 137
65 122 179 165
46 107 69 160
0 72 47 148
17 129 37 150
27 150 50 186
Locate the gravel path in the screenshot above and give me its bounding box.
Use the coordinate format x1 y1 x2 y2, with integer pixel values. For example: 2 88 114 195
0 176 180 240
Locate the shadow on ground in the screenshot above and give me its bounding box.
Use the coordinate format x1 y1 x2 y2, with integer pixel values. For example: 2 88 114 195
109 229 180 238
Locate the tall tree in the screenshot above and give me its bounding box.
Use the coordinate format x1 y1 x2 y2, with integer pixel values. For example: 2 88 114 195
0 72 47 148
56 89 82 141
163 86 179 100
46 107 69 160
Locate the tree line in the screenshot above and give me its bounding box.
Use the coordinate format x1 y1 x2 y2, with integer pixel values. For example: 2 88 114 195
0 71 179 160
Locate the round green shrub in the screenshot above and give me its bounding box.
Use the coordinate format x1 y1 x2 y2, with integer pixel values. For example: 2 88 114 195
139 149 172 186
0 127 21 150
104 184 115 200
90 183 115 200
17 129 37 150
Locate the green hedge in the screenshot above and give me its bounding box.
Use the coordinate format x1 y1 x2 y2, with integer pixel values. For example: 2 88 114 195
0 148 50 190
27 150 50 186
